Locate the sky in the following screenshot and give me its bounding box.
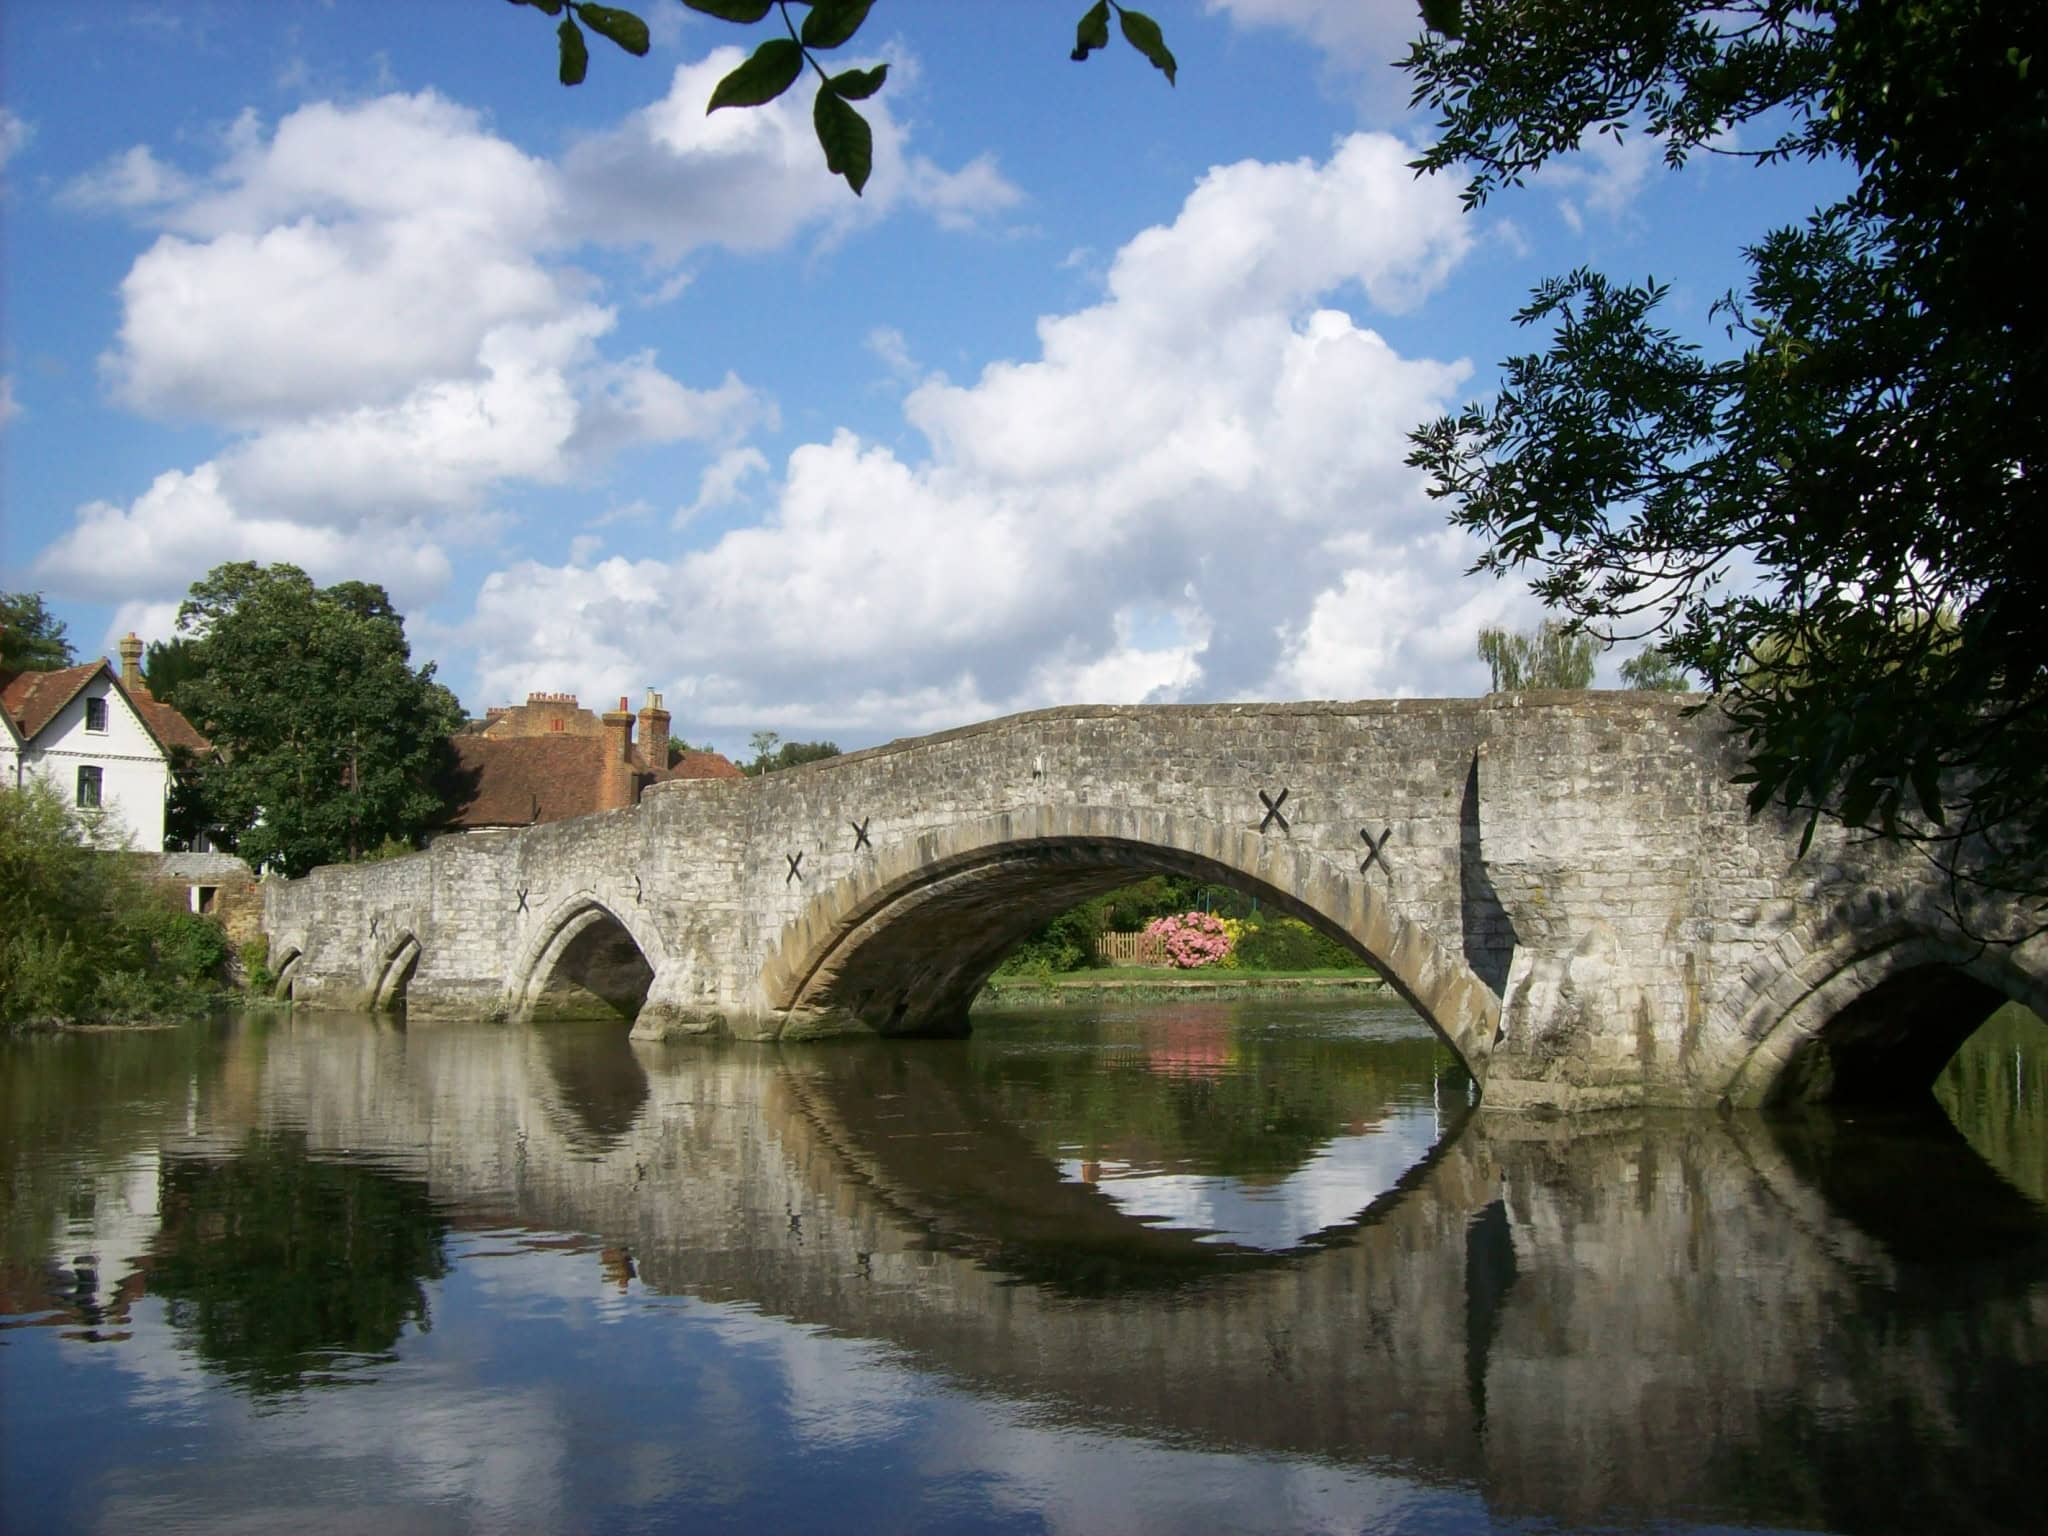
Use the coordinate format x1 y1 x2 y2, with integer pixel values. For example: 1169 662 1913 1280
0 2 1842 761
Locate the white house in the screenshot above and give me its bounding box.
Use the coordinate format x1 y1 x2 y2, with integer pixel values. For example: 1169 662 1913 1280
1 634 209 851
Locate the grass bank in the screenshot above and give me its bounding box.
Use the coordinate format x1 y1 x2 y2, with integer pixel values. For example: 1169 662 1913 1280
976 968 1387 1007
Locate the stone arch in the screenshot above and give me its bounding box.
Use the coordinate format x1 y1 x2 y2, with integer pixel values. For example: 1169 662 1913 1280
761 804 1500 1076
1721 906 2048 1105
510 891 662 1024
371 932 421 1014
271 946 303 1001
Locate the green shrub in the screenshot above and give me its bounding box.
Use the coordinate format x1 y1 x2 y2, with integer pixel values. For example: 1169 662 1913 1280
0 780 229 1025
241 936 276 993
994 903 1105 976
128 906 232 984
1233 916 1365 972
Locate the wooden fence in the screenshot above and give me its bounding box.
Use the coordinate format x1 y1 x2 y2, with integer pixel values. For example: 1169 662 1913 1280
1094 930 1169 967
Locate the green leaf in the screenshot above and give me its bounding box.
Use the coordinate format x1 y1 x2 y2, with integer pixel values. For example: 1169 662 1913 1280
707 37 804 111
558 17 590 85
507 0 566 16
829 63 889 102
1418 0 1463 38
801 0 872 50
681 0 773 20
814 86 874 195
574 4 649 56
1117 8 1176 85
1071 1 1110 62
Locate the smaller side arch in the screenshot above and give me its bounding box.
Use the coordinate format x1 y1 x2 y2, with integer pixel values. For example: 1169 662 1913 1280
371 932 421 1013
1721 910 2048 1105
271 946 303 1001
508 890 662 1024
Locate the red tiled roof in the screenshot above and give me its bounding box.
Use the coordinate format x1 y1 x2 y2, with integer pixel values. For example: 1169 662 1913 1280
443 736 745 829
671 749 745 782
1 662 103 739
126 683 211 754
444 736 611 828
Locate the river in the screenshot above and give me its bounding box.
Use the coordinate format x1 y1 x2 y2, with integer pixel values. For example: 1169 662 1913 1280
2 996 2043 1534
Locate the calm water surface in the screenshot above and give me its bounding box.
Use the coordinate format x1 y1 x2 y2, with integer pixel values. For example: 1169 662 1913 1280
2 997 2043 1534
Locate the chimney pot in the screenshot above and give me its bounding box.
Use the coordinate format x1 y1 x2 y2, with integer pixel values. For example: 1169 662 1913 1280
120 632 145 691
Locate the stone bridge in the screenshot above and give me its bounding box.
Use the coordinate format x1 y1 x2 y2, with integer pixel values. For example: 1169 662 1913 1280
264 693 2048 1109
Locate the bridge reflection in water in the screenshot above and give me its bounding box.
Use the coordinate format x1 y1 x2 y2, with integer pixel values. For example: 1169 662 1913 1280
2 1001 2045 1533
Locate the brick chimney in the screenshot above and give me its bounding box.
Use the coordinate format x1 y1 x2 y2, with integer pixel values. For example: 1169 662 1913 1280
637 690 671 769
600 696 637 810
120 632 145 692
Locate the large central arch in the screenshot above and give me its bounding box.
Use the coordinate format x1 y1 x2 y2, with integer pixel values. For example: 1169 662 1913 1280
760 804 1501 1076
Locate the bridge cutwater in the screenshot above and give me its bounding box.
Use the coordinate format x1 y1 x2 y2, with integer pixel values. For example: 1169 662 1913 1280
263 693 2048 1111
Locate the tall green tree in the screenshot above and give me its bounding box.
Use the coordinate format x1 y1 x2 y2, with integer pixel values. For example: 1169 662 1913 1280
143 634 208 708
174 564 465 876
1476 620 1601 692
0 592 75 672
1403 1 2048 898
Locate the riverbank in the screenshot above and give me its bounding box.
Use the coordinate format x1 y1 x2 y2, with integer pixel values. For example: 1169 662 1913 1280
976 969 1387 1007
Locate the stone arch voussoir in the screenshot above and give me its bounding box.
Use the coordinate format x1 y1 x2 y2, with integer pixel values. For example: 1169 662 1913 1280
371 930 422 1013
761 804 1501 1075
1720 901 2048 1105
270 946 303 1001
507 889 667 1019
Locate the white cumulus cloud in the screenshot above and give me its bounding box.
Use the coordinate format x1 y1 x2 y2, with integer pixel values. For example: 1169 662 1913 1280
461 132 1510 736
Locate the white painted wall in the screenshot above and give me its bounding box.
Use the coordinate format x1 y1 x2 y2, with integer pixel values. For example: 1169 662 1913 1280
0 714 21 795
18 673 169 850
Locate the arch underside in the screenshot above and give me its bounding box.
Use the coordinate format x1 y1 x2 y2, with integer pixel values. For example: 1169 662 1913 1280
524 906 654 1023
768 824 1499 1077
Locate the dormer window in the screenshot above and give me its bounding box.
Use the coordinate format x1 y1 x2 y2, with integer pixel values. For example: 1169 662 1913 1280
85 696 107 733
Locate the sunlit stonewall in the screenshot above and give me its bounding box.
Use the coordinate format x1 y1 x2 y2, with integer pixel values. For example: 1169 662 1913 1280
263 694 2048 1111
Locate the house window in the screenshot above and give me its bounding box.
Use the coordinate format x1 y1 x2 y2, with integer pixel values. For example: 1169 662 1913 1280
76 765 103 808
85 696 107 733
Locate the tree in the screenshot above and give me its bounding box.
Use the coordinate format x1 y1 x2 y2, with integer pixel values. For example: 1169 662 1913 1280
173 563 465 877
0 592 75 672
506 0 1177 194
1476 620 1601 692
667 734 715 760
1402 1 2048 901
1618 647 1693 693
143 635 208 708
744 731 842 775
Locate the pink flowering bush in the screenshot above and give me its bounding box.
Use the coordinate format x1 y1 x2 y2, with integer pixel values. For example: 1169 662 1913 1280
1142 910 1235 969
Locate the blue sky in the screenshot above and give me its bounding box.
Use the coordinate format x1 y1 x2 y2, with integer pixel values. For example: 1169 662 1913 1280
1 2 1841 759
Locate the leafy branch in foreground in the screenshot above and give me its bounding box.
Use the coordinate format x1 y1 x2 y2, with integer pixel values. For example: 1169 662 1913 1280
509 0 1175 194
1403 1 2047 917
